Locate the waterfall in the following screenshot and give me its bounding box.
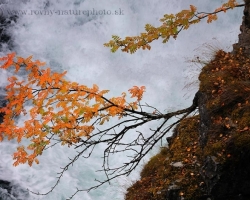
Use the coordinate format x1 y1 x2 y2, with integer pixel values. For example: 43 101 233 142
0 0 243 199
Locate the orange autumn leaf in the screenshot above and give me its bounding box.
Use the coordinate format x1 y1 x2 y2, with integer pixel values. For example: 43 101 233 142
0 53 15 69
0 54 145 166
128 86 146 101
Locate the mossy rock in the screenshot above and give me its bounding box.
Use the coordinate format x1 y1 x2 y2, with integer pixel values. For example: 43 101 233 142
125 116 204 200
125 49 250 200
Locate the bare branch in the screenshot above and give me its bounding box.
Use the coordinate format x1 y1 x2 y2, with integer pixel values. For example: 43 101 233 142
29 91 199 199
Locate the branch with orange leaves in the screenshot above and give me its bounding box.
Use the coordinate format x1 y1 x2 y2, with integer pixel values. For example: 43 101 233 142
0 53 146 165
0 53 199 199
104 0 244 54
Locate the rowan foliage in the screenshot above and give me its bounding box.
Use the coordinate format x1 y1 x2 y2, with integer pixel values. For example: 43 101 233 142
0 53 146 167
104 0 243 53
0 53 198 199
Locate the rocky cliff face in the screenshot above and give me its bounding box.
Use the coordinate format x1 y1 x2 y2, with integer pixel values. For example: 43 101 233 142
125 4 250 198
233 1 250 55
198 49 250 200
126 23 250 200
125 48 250 200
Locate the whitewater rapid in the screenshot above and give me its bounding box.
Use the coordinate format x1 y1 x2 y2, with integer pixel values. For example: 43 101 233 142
0 0 243 199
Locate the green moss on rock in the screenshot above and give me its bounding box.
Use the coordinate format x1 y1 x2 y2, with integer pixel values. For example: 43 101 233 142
125 49 250 200
125 117 204 200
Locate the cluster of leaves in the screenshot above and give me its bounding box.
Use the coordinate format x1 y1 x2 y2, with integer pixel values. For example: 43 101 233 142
0 53 146 167
0 53 199 199
104 0 242 54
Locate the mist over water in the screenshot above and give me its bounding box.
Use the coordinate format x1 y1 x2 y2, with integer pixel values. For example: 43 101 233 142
0 0 244 199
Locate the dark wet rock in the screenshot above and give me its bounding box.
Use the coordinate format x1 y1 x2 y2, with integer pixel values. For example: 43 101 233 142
0 180 12 194
208 139 250 200
197 92 210 148
0 6 17 50
0 180 30 200
0 91 7 124
233 1 250 55
200 156 222 196
165 188 182 200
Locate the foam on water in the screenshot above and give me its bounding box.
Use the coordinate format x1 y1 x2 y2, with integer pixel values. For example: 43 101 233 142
0 0 243 199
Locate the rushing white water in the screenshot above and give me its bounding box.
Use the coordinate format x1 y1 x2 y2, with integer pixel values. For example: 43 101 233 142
0 0 244 199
